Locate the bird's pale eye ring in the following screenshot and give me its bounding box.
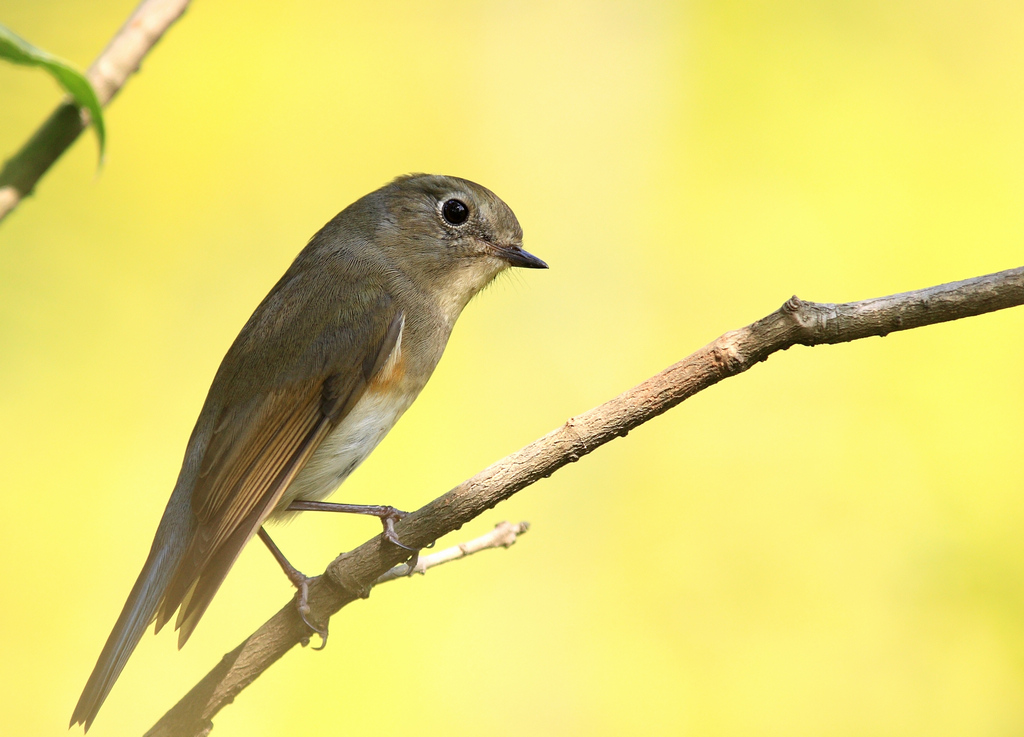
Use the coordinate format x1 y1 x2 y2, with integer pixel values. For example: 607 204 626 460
441 198 470 226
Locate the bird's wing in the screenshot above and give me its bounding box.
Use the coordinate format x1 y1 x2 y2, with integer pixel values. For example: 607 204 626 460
155 298 405 646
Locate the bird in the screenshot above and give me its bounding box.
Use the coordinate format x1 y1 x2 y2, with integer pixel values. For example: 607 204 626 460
70 173 547 730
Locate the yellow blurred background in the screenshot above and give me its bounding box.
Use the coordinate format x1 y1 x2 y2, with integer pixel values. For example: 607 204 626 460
2 1 1024 734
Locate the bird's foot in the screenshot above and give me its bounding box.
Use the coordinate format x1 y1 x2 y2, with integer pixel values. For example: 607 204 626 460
378 507 417 551
258 527 328 648
293 576 329 650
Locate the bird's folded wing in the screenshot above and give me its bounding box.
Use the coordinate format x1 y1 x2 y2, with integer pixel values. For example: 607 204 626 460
154 308 404 645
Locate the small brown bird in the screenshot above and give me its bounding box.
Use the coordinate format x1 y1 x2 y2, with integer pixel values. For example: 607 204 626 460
71 174 546 730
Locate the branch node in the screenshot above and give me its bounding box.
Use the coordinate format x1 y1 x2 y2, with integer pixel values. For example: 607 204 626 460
710 338 744 372
783 295 803 312
325 556 372 600
561 417 590 461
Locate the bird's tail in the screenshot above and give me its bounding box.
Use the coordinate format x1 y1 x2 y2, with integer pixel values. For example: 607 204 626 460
70 516 189 732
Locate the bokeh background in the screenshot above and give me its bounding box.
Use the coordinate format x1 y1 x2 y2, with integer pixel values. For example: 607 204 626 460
2 1 1024 735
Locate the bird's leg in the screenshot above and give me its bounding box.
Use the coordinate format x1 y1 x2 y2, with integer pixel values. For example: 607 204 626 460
284 500 417 551
257 527 328 649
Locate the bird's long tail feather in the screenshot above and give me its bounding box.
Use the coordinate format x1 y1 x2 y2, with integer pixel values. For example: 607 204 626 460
70 530 186 732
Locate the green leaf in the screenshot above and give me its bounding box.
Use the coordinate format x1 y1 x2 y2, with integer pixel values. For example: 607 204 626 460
0 24 106 163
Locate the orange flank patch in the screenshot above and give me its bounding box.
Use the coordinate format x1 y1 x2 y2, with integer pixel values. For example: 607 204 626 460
368 344 406 392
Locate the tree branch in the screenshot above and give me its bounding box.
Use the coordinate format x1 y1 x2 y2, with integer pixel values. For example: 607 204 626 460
0 0 190 223
146 265 1024 737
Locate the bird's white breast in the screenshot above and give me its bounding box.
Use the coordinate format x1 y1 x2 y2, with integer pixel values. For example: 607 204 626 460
273 386 417 517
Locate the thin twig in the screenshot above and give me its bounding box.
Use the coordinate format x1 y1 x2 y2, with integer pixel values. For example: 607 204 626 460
0 0 190 222
146 265 1024 737
375 521 530 584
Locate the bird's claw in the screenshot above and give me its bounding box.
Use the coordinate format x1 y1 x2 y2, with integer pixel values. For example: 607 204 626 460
380 508 417 552
294 577 328 650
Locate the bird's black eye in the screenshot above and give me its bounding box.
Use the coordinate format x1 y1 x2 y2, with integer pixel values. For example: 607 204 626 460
441 198 470 225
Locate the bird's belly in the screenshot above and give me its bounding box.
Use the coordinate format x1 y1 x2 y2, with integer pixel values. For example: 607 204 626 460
272 387 417 517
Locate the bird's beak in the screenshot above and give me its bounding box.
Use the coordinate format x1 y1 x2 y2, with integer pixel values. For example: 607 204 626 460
496 244 548 269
